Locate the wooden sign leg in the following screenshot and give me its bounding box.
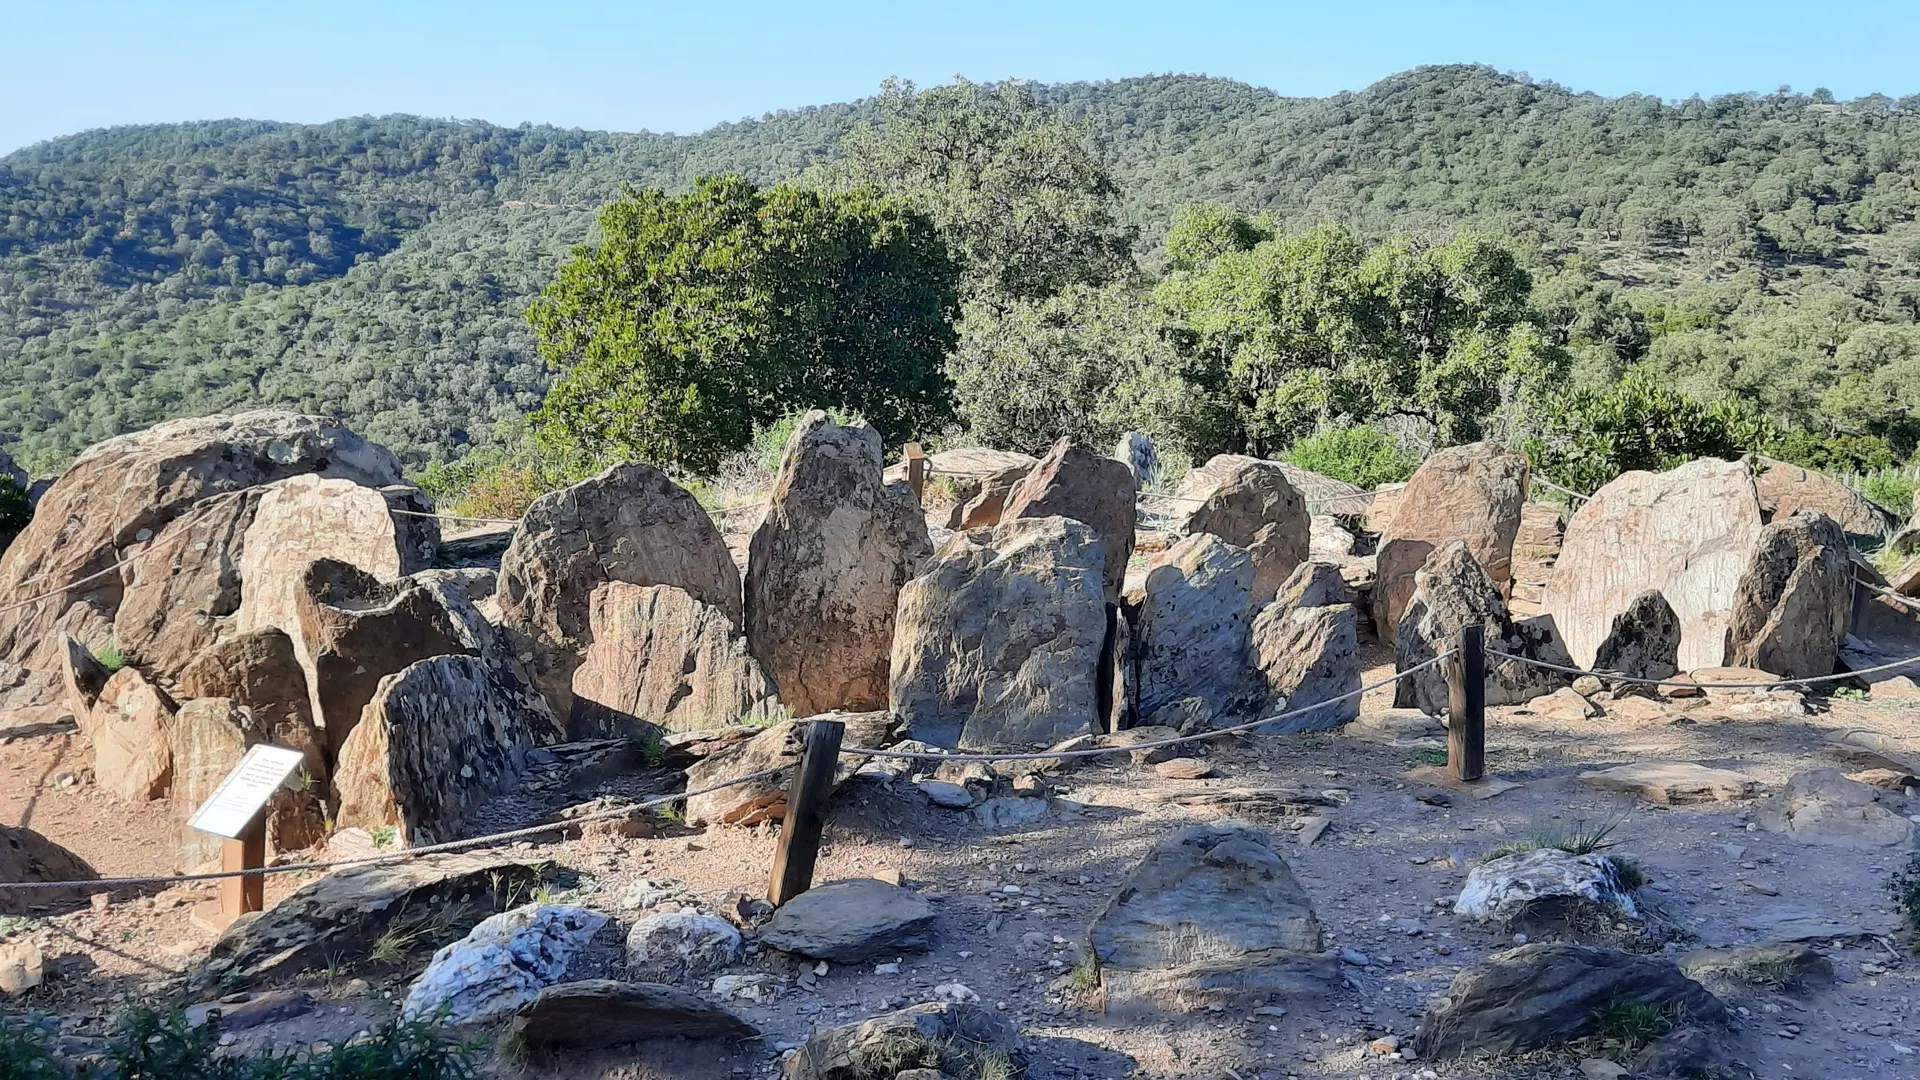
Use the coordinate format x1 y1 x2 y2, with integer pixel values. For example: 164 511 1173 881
197 817 266 933
767 719 846 907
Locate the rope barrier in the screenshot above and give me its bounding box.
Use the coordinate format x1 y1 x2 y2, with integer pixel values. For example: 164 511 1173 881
854 653 1453 764
387 507 523 526
0 524 206 618
1531 475 1592 502
1484 647 1920 690
0 767 788 893
1858 575 1920 612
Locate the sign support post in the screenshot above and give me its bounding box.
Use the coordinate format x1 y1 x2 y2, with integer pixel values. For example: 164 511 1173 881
187 744 307 933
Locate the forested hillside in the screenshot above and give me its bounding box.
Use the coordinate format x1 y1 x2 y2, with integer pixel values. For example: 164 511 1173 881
5 65 1920 476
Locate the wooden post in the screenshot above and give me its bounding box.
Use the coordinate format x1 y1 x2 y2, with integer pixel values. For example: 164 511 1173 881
767 718 846 907
194 815 266 933
1447 624 1486 783
903 443 927 501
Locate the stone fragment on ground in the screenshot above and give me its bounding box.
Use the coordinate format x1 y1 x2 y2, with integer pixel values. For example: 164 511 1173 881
625 912 743 982
512 979 756 1047
1454 848 1639 924
759 878 934 963
1679 943 1834 988
1089 822 1333 1013
785 1002 1021 1080
1346 708 1444 747
0 939 42 994
1579 762 1757 805
1755 768 1915 848
402 904 608 1026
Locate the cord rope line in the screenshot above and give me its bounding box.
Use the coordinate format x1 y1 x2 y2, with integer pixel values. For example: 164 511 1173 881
1857 575 1920 613
386 507 523 525
1530 475 1592 502
0 767 787 892
1484 647 1920 690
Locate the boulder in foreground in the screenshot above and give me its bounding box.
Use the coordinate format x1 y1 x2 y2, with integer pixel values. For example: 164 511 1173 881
760 878 935 963
785 1002 1020 1080
512 980 756 1047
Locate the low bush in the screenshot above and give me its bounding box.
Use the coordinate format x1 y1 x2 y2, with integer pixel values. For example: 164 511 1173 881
1281 426 1418 490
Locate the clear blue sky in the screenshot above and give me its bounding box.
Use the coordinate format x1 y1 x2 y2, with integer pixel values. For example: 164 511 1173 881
4 0 1918 155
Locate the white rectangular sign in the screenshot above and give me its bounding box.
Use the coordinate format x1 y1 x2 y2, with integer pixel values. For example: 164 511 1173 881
188 745 308 839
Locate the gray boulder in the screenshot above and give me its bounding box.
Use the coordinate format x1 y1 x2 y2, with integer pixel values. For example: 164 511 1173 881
1089 823 1333 1013
760 878 935 963
1454 848 1640 924
1756 768 1915 848
512 980 756 1047
1133 533 1259 729
1415 944 1725 1059
1726 511 1851 679
401 904 608 1027
1113 431 1158 488
1393 541 1571 713
1176 454 1310 602
1003 438 1137 600
785 1002 1020 1080
625 912 744 982
1250 562 1361 732
1590 590 1681 687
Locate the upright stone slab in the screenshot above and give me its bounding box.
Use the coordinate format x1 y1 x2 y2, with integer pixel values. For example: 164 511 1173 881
1251 562 1360 732
890 517 1108 749
1395 541 1570 713
1002 438 1137 600
1372 442 1528 640
497 464 739 724
745 413 931 718
168 697 324 870
109 490 260 679
89 666 177 802
1546 458 1763 671
1176 455 1310 602
0 411 404 710
1750 456 1894 540
1590 590 1682 685
571 583 780 738
175 629 319 758
332 656 533 846
1725 512 1851 679
1133 533 1258 729
1113 431 1158 488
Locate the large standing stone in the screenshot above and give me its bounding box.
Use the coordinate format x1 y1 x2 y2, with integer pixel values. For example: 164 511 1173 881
1725 512 1850 679
497 464 740 723
571 583 779 738
1414 944 1725 1059
512 981 756 1047
1394 541 1570 713
1003 438 1137 600
890 517 1107 750
1133 534 1258 729
109 490 259 678
90 666 177 801
785 1003 1021 1080
1750 456 1894 539
746 414 931 718
760 878 935 963
1114 431 1159 488
1545 458 1764 672
1089 823 1332 1013
294 560 473 754
1589 590 1682 685
0 825 98 914
332 656 533 845
1176 455 1310 602
0 412 404 709
683 713 892 827
1372 443 1529 640
1250 562 1361 732
175 629 319 760
401 904 608 1027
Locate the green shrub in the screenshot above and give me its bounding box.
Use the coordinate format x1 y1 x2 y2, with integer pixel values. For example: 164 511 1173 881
93 641 126 674
0 480 28 548
1281 426 1419 490
1892 854 1920 942
101 1009 477 1080
1860 469 1917 522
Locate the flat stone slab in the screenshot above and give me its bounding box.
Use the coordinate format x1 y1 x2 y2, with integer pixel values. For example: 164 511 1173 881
512 980 756 1046
1579 763 1757 805
760 879 935 963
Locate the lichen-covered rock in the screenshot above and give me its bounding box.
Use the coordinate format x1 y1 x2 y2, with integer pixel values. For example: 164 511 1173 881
625 912 744 982
1251 562 1360 732
1003 438 1137 600
0 825 98 914
1089 823 1333 1013
401 904 608 1027
1455 848 1640 924
785 1003 1020 1080
1725 512 1850 679
1134 534 1259 729
332 656 533 845
90 666 177 801
683 713 892 827
497 464 739 722
1546 458 1764 672
760 878 935 963
1373 443 1528 640
0 411 405 709
746 414 930 718
890 517 1108 750
1176 455 1310 602
1590 590 1681 686
294 559 473 753
1393 541 1570 713
571 583 779 738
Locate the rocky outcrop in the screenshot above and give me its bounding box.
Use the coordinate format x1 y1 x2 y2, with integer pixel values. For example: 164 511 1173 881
0 825 98 914
1725 512 1850 679
401 904 608 1027
947 463 1030 531
1176 455 1310 601
1250 562 1361 732
1133 534 1258 729
294 560 474 754
512 981 756 1047
746 414 931 718
1394 541 1571 713
90 666 177 801
683 713 892 827
1372 443 1528 639
1003 438 1137 599
1750 455 1895 539
497 464 740 723
1589 590 1682 686
0 411 405 709
332 656 534 845
570 583 779 738
1089 823 1333 1013
109 490 260 678
890 517 1108 749
1545 458 1764 672
195 852 558 990
1415 944 1725 1059
760 878 935 962
785 1003 1021 1080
